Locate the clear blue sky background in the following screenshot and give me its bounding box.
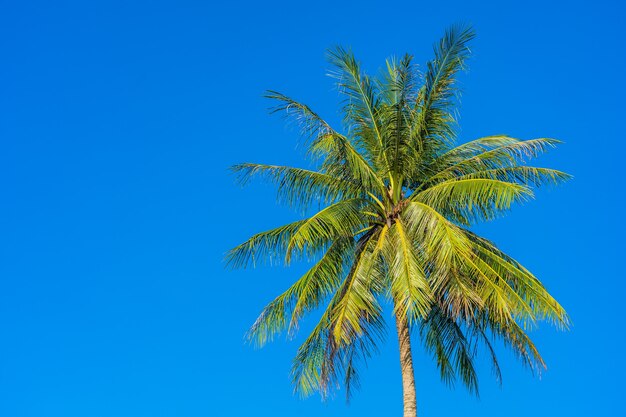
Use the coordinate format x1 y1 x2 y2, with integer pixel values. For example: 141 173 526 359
1 1 625 416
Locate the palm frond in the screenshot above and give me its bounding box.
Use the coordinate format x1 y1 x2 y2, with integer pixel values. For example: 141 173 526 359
247 238 355 347
413 178 533 225
226 220 307 268
231 163 363 210
265 90 336 145
331 228 386 346
453 166 571 187
311 131 389 200
465 230 570 328
413 24 475 153
403 201 484 319
379 54 419 183
423 138 563 187
437 135 521 160
292 231 384 399
286 198 373 262
384 219 432 321
481 312 546 374
420 305 479 394
327 46 388 172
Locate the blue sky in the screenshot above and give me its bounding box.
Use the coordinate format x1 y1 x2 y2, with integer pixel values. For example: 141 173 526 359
1 1 625 416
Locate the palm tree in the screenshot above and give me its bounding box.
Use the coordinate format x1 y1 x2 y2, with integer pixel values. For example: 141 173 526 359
227 24 569 417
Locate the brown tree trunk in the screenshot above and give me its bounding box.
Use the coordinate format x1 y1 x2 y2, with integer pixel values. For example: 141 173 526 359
395 309 417 417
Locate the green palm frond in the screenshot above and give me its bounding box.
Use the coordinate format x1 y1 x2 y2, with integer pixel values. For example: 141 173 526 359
285 198 372 262
226 220 307 268
384 220 432 321
414 178 533 224
483 312 546 374
264 90 388 196
420 305 479 394
423 137 562 187
247 237 355 346
327 46 389 175
470 325 502 385
265 90 336 145
379 54 419 181
331 229 386 346
465 230 570 328
437 135 522 160
232 163 363 210
292 232 385 400
453 166 571 187
414 24 475 153
311 131 389 199
403 201 484 319
291 306 383 401
403 200 475 267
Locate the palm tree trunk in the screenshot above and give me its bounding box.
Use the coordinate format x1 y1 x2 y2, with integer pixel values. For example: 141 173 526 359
395 309 417 417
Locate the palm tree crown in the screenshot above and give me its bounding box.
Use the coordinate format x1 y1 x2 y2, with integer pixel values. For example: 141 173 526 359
227 24 569 414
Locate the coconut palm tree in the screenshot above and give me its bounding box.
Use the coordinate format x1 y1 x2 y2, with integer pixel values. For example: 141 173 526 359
226 24 569 417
